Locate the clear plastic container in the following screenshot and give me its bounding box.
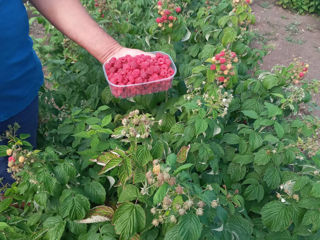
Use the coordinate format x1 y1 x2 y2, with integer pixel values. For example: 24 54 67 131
103 51 177 98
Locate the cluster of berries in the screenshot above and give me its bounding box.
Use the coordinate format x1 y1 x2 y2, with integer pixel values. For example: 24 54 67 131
289 59 309 85
210 49 238 85
111 110 157 141
104 53 175 98
6 148 32 180
233 0 252 5
93 0 106 18
156 1 181 29
145 160 219 227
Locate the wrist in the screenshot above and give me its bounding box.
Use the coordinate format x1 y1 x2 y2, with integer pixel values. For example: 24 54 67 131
99 43 123 64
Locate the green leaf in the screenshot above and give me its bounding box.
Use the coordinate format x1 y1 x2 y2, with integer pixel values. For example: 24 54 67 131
233 154 254 165
222 27 237 46
0 198 12 213
242 110 259 119
60 191 90 220
43 216 66 240
262 75 279 90
293 176 311 192
151 141 164 159
264 134 279 144
261 201 296 232
153 183 169 205
302 210 320 231
136 145 153 166
86 117 101 125
173 163 193 176
34 192 48 208
195 119 208 136
113 203 146 240
254 149 271 165
228 162 246 182
244 184 264 201
265 103 283 118
263 166 281 189
118 185 140 203
274 122 284 138
311 182 320 198
0 222 10 231
178 213 202 240
166 153 177 167
84 181 106 204
164 226 182 240
119 156 132 185
222 133 240 145
249 132 263 151
101 115 112 127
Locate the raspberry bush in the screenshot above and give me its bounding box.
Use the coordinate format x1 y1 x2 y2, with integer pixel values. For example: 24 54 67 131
1 0 320 239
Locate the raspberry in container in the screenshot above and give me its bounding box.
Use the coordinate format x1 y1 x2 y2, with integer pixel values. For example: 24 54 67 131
103 51 177 98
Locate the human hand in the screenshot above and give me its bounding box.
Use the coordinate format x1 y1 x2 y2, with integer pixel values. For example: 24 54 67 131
104 47 155 64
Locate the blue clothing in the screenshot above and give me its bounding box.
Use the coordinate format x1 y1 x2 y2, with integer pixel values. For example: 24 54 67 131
0 0 44 121
0 96 38 186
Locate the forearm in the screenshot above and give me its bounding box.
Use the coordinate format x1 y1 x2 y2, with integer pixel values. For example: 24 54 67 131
30 0 122 63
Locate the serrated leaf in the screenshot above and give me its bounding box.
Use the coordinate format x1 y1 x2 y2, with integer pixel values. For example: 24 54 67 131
302 210 320 231
261 201 296 232
77 206 114 224
227 163 246 182
84 181 106 204
151 141 164 159
249 132 263 151
262 75 279 90
113 203 146 240
274 122 284 138
118 185 140 203
233 154 254 165
43 216 66 240
293 176 311 192
242 110 259 119
99 158 123 175
244 184 264 201
195 119 208 136
178 214 202 240
136 145 153 166
60 191 90 220
0 198 12 213
119 156 132 185
222 27 237 46
254 149 271 165
263 166 281 189
164 226 182 240
153 183 169 205
177 145 190 163
265 102 282 118
102 115 112 127
173 163 193 176
222 133 240 145
311 182 320 198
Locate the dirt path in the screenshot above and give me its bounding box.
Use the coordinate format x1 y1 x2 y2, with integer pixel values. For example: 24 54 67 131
251 0 320 116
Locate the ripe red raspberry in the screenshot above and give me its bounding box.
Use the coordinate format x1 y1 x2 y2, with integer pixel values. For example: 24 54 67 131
219 51 225 57
210 64 216 70
168 16 174 21
215 55 221 61
231 52 237 58
220 65 227 71
156 18 162 23
162 15 168 21
299 72 304 78
158 1 162 6
176 7 181 13
219 58 226 64
303 67 308 72
218 76 225 82
164 9 171 15
132 69 141 78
